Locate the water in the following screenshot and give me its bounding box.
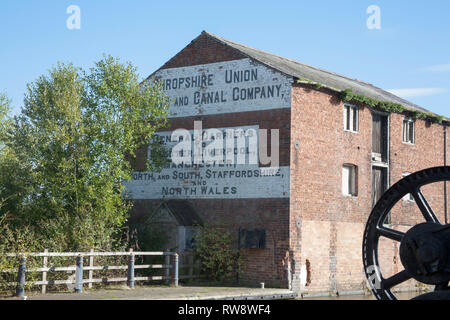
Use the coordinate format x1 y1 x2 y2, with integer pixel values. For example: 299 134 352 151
302 292 423 300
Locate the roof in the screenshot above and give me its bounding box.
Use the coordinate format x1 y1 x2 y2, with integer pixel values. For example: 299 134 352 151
200 31 433 115
164 200 203 227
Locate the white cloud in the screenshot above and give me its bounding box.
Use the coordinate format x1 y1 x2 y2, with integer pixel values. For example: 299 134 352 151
421 64 450 73
387 88 447 99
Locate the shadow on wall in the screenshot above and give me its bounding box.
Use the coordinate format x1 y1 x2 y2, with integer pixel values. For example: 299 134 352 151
128 200 204 253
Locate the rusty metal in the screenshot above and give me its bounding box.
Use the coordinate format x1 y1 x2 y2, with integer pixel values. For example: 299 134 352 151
363 166 450 300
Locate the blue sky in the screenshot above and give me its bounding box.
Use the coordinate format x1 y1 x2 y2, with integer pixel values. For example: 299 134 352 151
1 1 449 116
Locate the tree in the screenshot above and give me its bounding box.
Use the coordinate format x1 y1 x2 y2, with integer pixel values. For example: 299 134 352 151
0 55 170 251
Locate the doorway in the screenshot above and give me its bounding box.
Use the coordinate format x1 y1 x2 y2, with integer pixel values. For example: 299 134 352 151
372 113 388 162
372 166 388 208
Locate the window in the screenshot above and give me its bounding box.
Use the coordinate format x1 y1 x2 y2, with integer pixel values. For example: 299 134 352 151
344 104 358 132
402 118 415 144
343 164 358 196
238 229 266 249
402 172 414 202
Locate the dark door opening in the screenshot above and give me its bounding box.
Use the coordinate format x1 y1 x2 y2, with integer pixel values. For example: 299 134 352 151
372 166 388 209
372 113 388 162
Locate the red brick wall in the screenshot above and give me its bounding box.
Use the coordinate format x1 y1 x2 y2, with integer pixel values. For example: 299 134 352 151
157 32 246 71
382 113 448 293
164 109 291 167
131 109 292 286
289 85 373 294
131 197 290 287
289 84 448 295
132 32 449 295
131 115 291 285
389 112 447 226
132 32 293 286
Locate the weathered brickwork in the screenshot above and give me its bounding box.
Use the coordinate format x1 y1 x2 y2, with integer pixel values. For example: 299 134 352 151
289 85 373 294
390 112 447 225
157 32 246 71
130 33 449 295
289 84 448 295
130 198 290 287
133 37 292 287
165 109 291 168
130 108 291 286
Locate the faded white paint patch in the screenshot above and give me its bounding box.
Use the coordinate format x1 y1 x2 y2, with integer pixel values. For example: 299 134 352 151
125 125 289 200
149 58 293 117
299 264 307 287
124 165 289 200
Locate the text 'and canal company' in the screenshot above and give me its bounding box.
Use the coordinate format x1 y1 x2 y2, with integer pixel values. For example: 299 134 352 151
149 58 292 117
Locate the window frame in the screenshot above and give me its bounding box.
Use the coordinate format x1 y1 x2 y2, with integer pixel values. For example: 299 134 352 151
402 118 415 145
343 103 359 133
342 164 358 197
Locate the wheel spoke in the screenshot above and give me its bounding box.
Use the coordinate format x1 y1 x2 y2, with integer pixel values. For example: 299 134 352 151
382 270 411 290
377 227 405 242
412 189 440 224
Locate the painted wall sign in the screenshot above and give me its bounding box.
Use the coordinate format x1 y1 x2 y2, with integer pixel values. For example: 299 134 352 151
148 58 293 117
124 126 290 200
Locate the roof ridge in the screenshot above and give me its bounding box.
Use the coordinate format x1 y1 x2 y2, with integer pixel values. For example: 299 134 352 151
203 31 376 87
201 30 434 115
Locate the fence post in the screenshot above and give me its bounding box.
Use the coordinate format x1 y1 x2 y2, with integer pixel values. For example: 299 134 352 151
42 249 48 294
88 249 94 289
286 257 292 291
75 255 83 293
188 252 194 282
127 248 135 289
16 255 26 298
172 253 179 287
165 253 170 285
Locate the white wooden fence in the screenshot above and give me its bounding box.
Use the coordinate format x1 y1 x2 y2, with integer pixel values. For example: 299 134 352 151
1 249 200 297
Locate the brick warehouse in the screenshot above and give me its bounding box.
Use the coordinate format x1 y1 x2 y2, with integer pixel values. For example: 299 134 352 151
124 31 449 296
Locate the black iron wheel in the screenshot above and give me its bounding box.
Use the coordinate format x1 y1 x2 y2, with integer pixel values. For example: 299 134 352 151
363 166 450 300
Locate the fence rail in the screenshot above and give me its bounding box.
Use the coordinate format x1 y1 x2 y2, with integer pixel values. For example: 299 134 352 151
1 249 200 298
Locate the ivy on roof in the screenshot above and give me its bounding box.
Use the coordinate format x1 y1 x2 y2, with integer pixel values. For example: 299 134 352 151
295 79 447 124
339 89 446 124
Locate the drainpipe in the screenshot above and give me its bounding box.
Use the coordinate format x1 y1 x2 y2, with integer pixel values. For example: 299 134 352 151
445 125 448 224
236 229 241 284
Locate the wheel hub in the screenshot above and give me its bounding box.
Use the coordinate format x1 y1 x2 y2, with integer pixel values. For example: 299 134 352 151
400 223 450 284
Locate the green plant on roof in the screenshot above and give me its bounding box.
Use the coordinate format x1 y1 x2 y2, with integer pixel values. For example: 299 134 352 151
296 79 447 124
339 89 446 124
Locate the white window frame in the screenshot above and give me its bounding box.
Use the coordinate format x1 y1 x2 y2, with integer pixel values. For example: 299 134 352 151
402 118 415 144
342 164 358 197
343 104 359 133
402 172 414 202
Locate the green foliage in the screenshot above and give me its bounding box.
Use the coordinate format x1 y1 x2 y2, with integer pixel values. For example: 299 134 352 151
296 79 447 124
297 78 322 89
193 223 243 282
128 222 169 252
0 55 170 255
339 89 446 124
127 218 170 279
0 210 45 292
0 93 11 140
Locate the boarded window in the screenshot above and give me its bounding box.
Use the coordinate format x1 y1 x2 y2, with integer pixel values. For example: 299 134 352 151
402 118 415 144
344 104 358 132
343 164 358 196
239 229 266 249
